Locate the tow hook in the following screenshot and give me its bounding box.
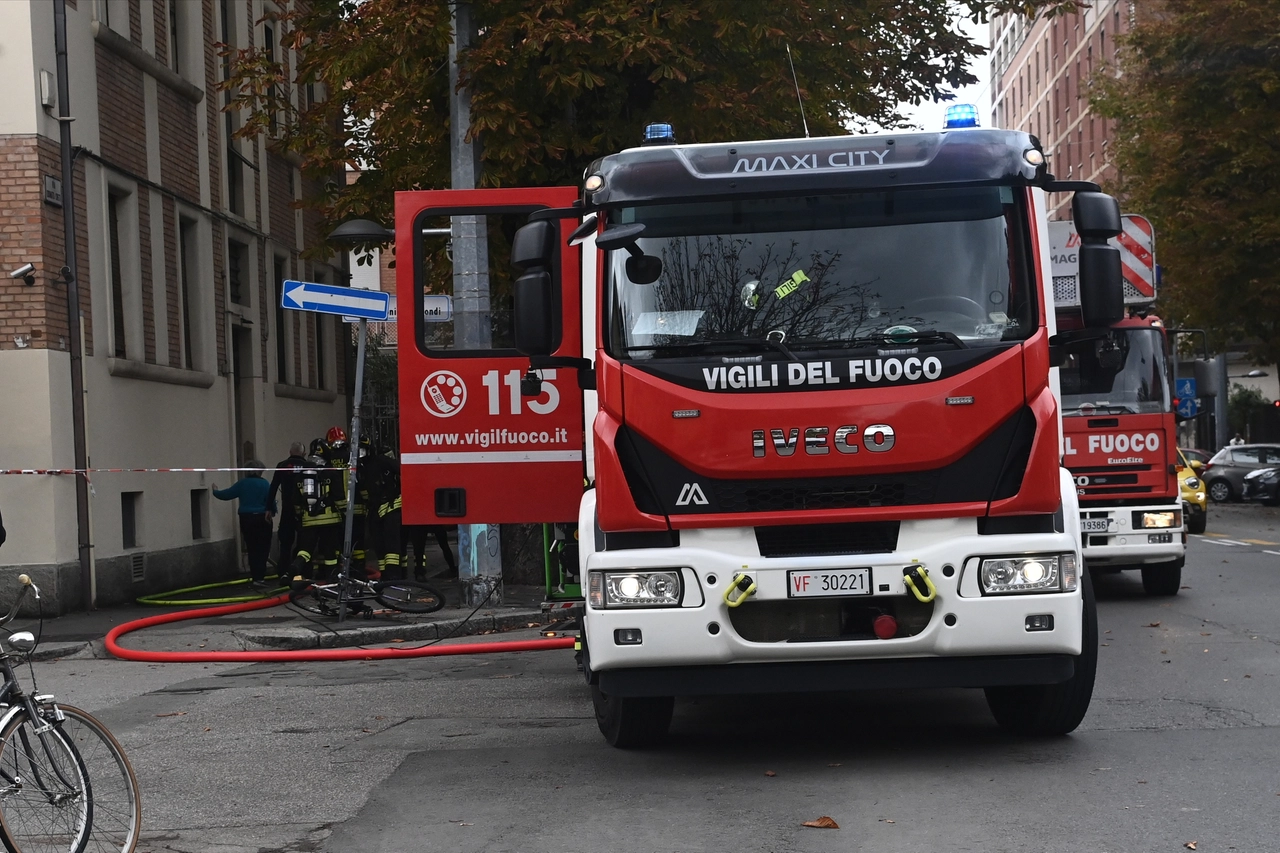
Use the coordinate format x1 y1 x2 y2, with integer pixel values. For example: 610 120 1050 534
903 563 937 603
723 572 757 608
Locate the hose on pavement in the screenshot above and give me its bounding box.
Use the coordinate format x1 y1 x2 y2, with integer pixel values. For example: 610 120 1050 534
105 594 575 663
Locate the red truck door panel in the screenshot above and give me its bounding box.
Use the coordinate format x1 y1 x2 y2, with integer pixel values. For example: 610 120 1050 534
395 187 584 524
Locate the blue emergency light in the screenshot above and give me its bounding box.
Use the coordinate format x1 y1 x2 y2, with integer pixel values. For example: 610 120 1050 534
641 122 678 146
943 103 980 129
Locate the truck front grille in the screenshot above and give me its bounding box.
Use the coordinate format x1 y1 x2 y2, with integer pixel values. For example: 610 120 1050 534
728 596 933 643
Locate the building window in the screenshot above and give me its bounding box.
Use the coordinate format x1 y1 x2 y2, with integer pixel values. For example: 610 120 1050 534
168 0 181 72
190 489 208 540
178 216 198 369
264 21 279 136
228 239 249 306
220 0 245 216
108 192 128 358
274 257 288 383
121 491 142 549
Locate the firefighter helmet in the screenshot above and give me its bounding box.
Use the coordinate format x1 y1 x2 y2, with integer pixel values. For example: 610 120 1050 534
326 426 348 446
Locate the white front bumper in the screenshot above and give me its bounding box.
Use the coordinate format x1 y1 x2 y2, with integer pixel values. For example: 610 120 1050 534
1079 502 1185 566
581 518 1084 673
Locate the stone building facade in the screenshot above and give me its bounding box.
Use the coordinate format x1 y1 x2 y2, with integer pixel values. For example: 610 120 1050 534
0 0 348 612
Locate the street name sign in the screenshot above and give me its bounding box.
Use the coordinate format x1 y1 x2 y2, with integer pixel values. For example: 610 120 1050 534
281 280 390 321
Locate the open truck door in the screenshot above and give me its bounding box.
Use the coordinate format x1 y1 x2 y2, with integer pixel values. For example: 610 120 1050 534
395 187 585 524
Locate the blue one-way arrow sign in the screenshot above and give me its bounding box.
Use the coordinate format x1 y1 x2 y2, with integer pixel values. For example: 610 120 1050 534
1176 397 1199 418
281 280 389 321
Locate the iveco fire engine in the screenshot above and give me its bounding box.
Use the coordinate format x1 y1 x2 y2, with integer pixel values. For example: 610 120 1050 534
1050 218 1186 595
395 123 1127 747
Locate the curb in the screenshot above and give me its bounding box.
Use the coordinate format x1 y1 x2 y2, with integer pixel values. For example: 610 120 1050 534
234 609 554 650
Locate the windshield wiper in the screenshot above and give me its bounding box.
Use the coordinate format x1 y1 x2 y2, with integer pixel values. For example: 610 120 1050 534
624 335 802 362
785 330 969 351
1063 403 1139 415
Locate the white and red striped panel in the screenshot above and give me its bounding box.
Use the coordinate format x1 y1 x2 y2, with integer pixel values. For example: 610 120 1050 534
1115 214 1156 301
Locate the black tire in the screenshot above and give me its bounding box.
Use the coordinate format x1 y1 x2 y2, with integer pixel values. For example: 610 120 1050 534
0 711 91 853
1207 479 1233 503
1141 557 1183 596
1187 511 1207 535
591 684 674 748
288 585 333 616
375 580 445 613
45 705 141 853
985 569 1097 736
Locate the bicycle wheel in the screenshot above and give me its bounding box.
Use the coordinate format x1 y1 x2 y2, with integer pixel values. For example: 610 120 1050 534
375 580 445 613
288 585 333 616
0 710 91 853
40 706 139 853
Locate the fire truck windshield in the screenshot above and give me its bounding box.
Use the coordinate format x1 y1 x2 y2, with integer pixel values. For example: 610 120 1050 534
606 186 1032 357
1060 327 1171 415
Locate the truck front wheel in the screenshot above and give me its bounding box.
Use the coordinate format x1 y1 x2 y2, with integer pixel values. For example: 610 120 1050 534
984 570 1097 736
1140 557 1184 596
591 684 674 748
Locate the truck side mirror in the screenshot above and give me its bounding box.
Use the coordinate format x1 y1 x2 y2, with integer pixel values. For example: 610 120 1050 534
1073 192 1124 328
511 220 557 357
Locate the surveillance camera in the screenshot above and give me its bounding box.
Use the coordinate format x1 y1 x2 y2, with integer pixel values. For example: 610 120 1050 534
9 263 35 280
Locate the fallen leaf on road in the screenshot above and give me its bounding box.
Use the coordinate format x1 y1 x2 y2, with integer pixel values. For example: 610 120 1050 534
459 823 473 827
1101 643 1110 647
802 817 839 829
154 712 186 718
1245 674 1252 678
1145 622 1161 627
765 770 776 777
1185 842 1197 850
1104 630 1112 634
362 728 371 733
1200 632 1211 636
203 727 212 732
1137 780 1147 784
1161 650 1168 654
375 715 385 720
879 818 895 824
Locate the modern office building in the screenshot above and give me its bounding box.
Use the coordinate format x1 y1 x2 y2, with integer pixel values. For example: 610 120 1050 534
0 0 348 612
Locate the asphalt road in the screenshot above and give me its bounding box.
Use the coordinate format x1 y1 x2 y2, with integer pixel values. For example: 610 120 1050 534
27 502 1280 853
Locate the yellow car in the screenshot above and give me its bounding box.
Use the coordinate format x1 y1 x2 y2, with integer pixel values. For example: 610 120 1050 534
1178 448 1208 534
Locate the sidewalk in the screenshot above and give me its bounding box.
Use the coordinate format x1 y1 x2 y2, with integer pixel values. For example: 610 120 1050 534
19 582 575 661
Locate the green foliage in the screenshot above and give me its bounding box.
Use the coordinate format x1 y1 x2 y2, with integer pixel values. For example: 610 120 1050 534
1092 0 1280 362
1227 382 1270 435
222 0 1078 243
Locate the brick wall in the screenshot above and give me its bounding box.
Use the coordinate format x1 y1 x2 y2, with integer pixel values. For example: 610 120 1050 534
0 136 92 355
95 48 147 177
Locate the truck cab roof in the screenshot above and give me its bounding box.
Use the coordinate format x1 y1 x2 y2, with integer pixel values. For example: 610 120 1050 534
585 128 1046 208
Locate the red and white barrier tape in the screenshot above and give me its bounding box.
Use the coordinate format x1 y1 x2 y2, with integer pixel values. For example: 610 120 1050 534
0 466 347 476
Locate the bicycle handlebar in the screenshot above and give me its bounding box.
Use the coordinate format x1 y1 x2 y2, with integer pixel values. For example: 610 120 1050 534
0 575 37 627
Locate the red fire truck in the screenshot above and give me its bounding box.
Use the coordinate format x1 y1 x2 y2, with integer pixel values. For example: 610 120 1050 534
395 125 1126 746
1050 217 1186 596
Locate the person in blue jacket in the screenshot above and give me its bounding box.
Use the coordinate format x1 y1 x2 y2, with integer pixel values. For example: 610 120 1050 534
213 461 275 587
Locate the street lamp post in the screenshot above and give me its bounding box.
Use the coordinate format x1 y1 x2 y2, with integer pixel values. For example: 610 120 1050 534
327 219 393 622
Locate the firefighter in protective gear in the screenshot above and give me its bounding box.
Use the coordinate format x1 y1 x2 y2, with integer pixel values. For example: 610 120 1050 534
289 438 344 579
322 427 373 578
366 448 404 580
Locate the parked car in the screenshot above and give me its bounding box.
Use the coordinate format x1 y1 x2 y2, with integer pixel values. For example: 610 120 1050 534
1202 444 1280 502
1178 448 1208 534
1241 467 1280 506
1180 447 1212 468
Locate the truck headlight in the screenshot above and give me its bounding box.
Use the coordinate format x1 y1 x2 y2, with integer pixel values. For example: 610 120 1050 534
588 570 682 608
979 554 1073 595
1139 511 1180 529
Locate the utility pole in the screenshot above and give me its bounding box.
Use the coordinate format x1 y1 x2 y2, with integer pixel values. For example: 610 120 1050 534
54 0 94 610
450 1 501 606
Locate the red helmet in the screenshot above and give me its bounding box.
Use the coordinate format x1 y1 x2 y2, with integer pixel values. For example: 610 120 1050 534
326 426 348 445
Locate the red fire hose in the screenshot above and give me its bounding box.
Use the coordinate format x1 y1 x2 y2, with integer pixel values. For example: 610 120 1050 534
104 594 576 663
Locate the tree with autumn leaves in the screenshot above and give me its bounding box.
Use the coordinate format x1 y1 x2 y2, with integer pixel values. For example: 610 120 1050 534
1092 0 1280 363
223 0 1078 242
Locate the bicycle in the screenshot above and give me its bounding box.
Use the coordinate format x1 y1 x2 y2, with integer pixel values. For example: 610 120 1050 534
288 572 445 618
0 575 141 853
